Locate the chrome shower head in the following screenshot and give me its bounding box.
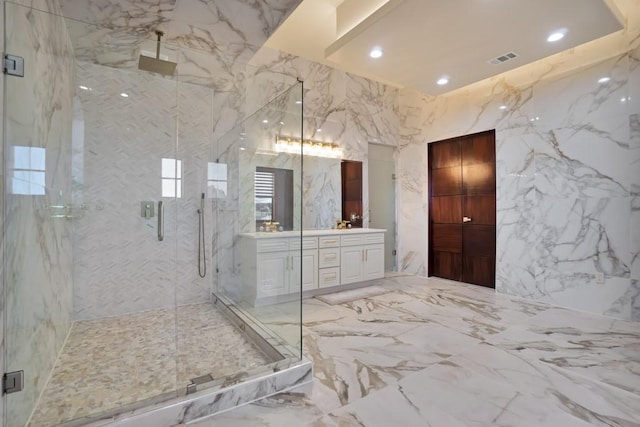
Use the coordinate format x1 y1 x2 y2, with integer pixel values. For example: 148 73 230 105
138 30 177 77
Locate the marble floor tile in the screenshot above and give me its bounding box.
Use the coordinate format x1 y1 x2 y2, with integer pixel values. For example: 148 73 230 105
188 275 640 427
485 309 640 395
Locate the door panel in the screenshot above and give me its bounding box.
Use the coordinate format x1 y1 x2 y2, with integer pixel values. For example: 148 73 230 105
463 195 496 225
363 244 385 280
463 225 496 257
257 252 289 297
340 246 363 284
462 163 495 194
293 250 318 292
431 139 461 168
432 167 462 196
432 224 462 253
432 196 462 223
462 255 495 288
368 143 396 271
433 252 462 280
462 133 495 165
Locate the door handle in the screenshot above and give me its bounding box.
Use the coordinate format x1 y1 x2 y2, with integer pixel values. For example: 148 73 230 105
463 216 472 223
157 201 164 241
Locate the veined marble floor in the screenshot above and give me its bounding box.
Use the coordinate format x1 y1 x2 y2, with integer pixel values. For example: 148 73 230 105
191 274 640 426
29 303 272 426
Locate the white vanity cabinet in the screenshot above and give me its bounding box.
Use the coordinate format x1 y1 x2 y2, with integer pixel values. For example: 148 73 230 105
340 233 385 285
240 229 384 306
252 237 318 299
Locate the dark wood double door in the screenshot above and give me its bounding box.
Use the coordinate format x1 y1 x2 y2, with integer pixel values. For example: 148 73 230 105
428 130 496 288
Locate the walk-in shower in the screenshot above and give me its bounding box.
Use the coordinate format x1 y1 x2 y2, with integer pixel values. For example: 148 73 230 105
2 3 305 426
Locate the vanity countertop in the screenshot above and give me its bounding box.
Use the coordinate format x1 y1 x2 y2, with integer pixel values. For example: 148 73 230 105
239 228 386 239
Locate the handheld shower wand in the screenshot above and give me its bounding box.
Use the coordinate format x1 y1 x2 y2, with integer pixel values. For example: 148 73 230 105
197 193 207 278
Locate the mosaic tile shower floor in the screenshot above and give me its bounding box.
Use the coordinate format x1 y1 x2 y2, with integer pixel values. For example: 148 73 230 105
28 303 272 426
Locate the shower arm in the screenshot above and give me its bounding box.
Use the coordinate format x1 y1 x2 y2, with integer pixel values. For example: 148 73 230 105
155 31 162 59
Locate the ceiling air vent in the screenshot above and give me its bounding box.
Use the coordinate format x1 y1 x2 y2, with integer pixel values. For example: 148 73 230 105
488 51 518 65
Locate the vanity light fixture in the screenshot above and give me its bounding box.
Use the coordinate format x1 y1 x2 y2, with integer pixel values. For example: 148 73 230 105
369 47 383 58
547 30 566 42
437 76 449 86
275 136 342 158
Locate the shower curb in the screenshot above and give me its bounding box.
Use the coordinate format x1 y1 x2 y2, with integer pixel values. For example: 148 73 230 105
82 358 312 427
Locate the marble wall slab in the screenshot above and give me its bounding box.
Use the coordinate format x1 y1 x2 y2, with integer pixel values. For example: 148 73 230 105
398 46 640 321
72 62 220 319
57 0 303 80
3 2 76 426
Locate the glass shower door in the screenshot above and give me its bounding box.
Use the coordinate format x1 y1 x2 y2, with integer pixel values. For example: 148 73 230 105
3 4 180 426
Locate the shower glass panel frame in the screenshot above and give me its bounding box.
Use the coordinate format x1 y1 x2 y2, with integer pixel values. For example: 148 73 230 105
214 81 304 362
2 3 303 426
3 4 182 425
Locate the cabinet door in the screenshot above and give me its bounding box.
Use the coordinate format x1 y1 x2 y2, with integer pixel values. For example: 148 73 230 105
291 250 318 293
257 251 289 298
340 246 364 285
363 244 385 281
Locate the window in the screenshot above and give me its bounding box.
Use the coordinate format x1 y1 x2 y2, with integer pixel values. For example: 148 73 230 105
255 169 274 222
255 167 294 231
207 162 228 199
12 146 46 195
161 158 182 198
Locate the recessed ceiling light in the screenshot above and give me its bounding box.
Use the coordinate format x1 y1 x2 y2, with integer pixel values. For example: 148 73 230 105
262 119 268 124
120 92 129 98
317 128 322 132
547 30 566 42
295 100 302 104
437 77 449 86
239 147 246 150
369 47 383 59
598 77 610 84
79 85 90 91
279 121 284 125
499 105 507 110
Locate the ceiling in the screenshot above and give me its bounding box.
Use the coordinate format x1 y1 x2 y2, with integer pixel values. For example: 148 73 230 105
265 0 624 95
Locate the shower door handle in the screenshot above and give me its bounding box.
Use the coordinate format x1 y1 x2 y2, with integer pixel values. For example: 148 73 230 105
158 201 164 241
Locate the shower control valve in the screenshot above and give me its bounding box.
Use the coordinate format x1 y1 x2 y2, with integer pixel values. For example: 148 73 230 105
141 201 155 219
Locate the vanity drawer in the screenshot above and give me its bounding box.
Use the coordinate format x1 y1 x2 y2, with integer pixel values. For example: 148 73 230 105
319 247 340 268
256 238 289 253
319 236 340 248
341 233 384 246
340 235 363 246
363 233 384 245
290 236 318 251
318 267 340 288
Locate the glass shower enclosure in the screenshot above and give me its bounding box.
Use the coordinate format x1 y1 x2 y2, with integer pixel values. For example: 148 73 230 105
2 3 303 426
